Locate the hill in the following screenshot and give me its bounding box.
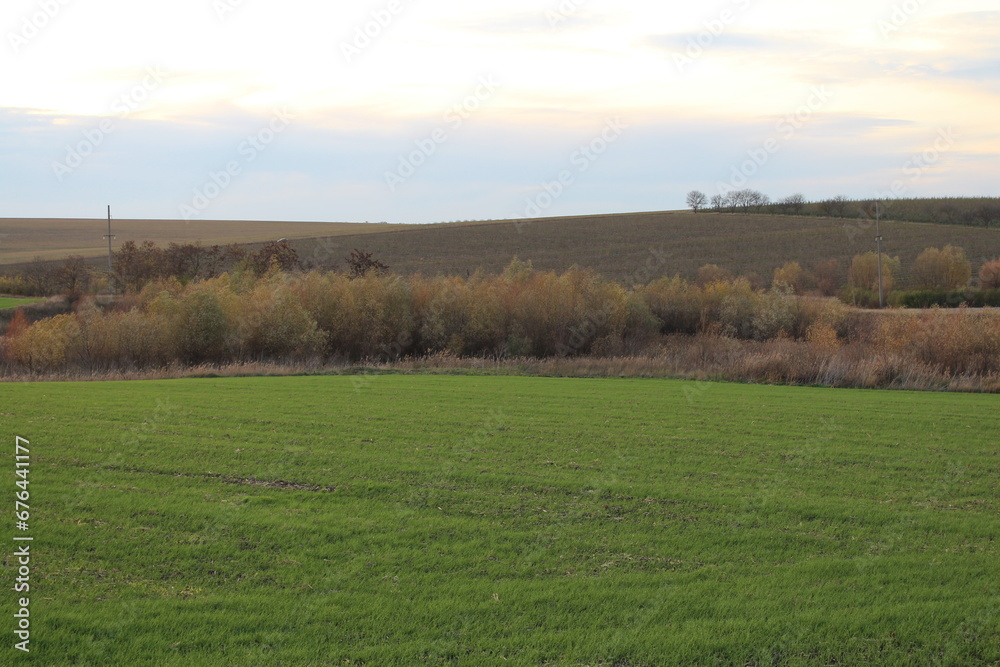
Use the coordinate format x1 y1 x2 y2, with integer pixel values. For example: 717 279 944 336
5 210 1000 288
293 211 1000 287
0 217 409 265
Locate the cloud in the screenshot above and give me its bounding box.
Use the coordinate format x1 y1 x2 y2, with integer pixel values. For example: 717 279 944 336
449 8 620 35
645 32 815 55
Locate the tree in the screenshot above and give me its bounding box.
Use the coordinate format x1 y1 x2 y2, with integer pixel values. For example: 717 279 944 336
849 252 900 294
686 190 707 212
748 190 771 212
779 193 806 214
113 241 163 293
163 243 206 282
772 261 813 294
914 246 972 290
54 256 91 304
819 195 850 217
248 240 302 276
710 194 726 212
22 257 55 296
979 259 1000 289
696 264 731 286
813 259 843 297
346 249 388 279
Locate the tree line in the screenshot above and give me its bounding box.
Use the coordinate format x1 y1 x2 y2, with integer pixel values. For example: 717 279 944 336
0 241 388 301
686 191 1000 227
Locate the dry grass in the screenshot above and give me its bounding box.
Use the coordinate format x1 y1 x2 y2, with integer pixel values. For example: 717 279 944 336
6 337 999 393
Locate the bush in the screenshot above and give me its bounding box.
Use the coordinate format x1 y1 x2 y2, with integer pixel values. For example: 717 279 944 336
772 261 813 294
240 277 325 360
813 259 844 297
5 313 80 370
979 259 1000 289
640 276 702 334
876 308 1000 375
0 274 28 296
890 289 1000 308
914 246 972 289
696 264 731 286
839 287 881 309
849 252 900 294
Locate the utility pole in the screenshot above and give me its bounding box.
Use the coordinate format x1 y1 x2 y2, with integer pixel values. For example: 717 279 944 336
104 205 116 296
875 201 884 309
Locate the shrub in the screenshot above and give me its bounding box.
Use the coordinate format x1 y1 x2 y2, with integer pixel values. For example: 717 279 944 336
240 277 325 360
772 261 813 294
640 276 702 334
177 288 233 363
750 286 797 340
813 259 844 297
806 323 841 352
0 274 28 296
869 307 1000 374
717 279 758 338
914 246 972 289
696 264 731 286
889 289 1000 309
979 259 1000 289
839 287 880 309
849 252 900 294
5 313 80 370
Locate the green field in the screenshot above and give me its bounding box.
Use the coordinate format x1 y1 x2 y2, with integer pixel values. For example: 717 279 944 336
3 375 998 664
0 297 43 310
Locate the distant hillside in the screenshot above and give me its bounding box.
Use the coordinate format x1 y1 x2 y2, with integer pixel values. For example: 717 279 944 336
5 210 1000 290
0 218 408 265
292 211 1000 288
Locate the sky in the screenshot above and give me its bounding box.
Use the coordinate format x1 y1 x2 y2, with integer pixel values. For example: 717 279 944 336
1 0 998 224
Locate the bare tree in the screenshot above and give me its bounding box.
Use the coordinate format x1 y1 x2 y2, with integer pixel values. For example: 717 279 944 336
780 193 806 214
54 256 91 304
346 249 388 279
820 195 850 217
686 190 708 212
710 194 726 212
747 190 771 212
248 240 303 276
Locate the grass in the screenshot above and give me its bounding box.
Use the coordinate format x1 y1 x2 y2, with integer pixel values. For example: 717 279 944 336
0 296 43 309
3 375 998 664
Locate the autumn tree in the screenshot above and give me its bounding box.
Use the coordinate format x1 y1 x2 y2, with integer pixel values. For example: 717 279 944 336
849 252 900 294
914 246 972 290
696 264 731 286
772 261 813 294
979 259 1000 289
813 258 844 297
